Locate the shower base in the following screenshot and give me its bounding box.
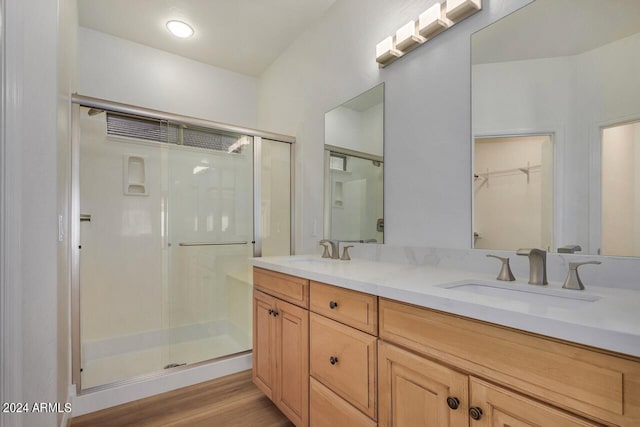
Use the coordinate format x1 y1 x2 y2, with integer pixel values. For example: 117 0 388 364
82 327 249 389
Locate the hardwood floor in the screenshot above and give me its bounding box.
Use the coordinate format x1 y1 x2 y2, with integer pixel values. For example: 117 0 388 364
71 370 294 427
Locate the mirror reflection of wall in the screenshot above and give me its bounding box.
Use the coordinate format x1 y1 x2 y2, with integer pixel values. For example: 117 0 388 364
601 121 640 257
474 135 553 251
472 0 640 256
324 83 384 243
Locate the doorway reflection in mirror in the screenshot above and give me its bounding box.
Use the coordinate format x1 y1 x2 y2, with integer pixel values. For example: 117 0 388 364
474 135 554 251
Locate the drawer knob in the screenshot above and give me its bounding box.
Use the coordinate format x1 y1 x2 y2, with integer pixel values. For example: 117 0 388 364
329 356 339 365
469 407 483 420
446 396 460 410
329 301 338 309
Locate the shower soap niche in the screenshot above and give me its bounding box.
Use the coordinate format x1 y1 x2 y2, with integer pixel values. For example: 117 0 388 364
124 154 148 196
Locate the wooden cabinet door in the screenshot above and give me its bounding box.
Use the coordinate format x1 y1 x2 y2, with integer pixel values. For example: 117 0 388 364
275 298 309 427
379 341 469 427
253 290 277 399
469 377 601 427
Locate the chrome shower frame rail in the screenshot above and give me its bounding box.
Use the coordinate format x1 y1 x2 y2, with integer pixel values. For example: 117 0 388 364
71 94 295 143
70 94 296 393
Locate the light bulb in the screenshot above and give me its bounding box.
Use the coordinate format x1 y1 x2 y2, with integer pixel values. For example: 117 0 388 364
166 20 194 38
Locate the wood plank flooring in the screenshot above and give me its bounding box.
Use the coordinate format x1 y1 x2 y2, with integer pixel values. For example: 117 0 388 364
71 370 294 427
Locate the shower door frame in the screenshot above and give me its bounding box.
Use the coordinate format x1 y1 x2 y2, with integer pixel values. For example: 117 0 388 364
70 95 295 394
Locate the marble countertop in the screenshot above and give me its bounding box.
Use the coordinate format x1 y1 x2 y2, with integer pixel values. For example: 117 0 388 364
251 255 640 358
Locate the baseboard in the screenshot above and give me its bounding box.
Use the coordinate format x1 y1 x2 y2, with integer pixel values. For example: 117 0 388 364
71 352 251 417
61 411 70 427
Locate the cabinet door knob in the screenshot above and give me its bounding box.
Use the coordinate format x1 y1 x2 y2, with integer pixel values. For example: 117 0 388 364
273 310 279 317
329 356 339 365
446 396 460 410
469 407 483 420
329 301 338 309
268 309 273 315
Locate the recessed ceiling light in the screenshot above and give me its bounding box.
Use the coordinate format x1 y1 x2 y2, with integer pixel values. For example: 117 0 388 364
166 20 194 38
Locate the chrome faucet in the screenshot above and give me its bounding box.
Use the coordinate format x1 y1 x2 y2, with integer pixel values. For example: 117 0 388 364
319 239 340 259
516 248 548 285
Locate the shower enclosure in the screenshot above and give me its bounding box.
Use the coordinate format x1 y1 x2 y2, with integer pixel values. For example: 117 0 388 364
71 98 293 391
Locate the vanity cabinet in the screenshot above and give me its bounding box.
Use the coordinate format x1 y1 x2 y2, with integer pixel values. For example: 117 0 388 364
309 281 379 425
379 341 599 426
253 268 309 427
379 298 640 426
253 266 640 427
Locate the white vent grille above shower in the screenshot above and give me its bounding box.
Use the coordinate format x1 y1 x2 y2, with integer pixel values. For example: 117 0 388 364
106 113 247 153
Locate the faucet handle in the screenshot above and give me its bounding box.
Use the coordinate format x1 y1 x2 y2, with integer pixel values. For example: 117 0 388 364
319 241 331 258
486 254 515 281
563 261 601 290
516 248 546 256
341 245 354 261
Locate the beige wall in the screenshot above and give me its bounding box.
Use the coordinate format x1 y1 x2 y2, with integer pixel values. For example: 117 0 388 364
602 122 640 256
474 135 553 251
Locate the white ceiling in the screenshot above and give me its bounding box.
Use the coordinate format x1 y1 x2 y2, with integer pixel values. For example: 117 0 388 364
78 0 336 77
472 0 640 65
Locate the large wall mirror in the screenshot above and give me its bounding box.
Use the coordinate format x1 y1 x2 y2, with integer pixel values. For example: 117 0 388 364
324 83 384 243
472 0 640 256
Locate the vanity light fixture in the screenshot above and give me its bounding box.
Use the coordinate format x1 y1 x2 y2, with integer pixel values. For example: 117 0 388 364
395 20 425 52
375 36 402 66
375 0 481 68
446 0 482 22
418 3 451 39
166 20 194 38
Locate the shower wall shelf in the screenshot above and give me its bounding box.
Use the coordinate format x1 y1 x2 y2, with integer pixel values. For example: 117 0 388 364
123 154 148 196
376 0 482 67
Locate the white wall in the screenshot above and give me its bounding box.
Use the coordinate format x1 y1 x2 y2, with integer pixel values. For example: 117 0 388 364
78 27 258 129
1 0 75 426
325 102 383 157
258 0 535 254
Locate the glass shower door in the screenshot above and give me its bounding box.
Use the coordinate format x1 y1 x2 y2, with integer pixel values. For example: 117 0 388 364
163 134 254 368
76 106 292 391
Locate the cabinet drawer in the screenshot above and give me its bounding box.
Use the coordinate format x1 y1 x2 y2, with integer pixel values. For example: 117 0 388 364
310 377 376 427
253 267 309 308
310 313 377 419
310 282 378 335
380 298 640 426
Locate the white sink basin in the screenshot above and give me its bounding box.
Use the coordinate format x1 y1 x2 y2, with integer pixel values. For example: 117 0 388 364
438 281 600 309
